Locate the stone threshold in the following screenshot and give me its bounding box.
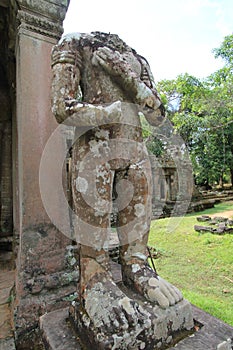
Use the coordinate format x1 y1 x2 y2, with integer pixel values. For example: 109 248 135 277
170 305 233 349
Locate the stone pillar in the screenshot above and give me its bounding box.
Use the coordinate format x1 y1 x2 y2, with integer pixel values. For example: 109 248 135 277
13 0 79 343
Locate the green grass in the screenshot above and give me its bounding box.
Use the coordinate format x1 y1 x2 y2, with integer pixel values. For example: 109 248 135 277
187 200 233 216
148 201 233 326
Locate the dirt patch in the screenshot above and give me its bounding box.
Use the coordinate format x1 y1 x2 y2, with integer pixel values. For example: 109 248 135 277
209 210 233 219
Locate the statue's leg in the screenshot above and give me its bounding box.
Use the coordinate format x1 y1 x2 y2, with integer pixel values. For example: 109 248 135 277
71 140 151 336
71 138 112 294
117 158 183 309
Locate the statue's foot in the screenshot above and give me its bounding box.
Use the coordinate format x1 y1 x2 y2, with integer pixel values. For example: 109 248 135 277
122 263 183 309
82 263 151 334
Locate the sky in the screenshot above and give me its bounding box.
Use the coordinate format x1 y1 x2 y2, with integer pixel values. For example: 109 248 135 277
63 0 233 82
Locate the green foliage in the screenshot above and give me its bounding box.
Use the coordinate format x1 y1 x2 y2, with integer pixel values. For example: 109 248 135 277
156 34 233 187
140 112 165 157
149 201 233 326
213 34 233 66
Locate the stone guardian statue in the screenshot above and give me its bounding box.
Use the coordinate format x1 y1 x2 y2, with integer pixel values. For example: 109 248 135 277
51 31 193 349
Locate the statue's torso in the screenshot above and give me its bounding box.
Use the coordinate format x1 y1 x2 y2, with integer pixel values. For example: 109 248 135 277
63 34 146 169
79 46 142 105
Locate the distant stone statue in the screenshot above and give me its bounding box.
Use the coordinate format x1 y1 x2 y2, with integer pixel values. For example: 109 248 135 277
51 32 193 348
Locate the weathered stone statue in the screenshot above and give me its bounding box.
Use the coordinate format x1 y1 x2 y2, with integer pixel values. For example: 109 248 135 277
51 32 193 349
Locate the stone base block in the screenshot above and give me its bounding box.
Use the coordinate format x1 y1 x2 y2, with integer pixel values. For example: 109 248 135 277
39 304 233 350
40 308 80 350
0 338 16 350
69 294 194 350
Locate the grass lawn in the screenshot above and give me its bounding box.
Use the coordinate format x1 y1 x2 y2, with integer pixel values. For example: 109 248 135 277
148 201 233 326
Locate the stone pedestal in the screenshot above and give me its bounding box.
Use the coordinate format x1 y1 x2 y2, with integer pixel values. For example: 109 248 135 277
69 274 194 350
39 305 233 350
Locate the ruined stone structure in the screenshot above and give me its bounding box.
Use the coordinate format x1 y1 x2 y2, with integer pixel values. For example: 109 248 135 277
150 154 194 218
1 3 233 349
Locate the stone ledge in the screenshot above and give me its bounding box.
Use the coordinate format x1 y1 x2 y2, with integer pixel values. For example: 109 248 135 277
40 305 233 350
17 0 69 22
169 305 233 350
40 307 81 350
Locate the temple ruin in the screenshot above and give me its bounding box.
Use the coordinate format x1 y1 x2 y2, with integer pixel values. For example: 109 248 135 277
1 1 233 349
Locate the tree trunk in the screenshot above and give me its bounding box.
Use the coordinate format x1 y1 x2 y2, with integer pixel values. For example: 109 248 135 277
219 173 223 188
231 168 233 188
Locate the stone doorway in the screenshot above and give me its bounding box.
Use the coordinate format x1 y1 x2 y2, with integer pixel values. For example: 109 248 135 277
0 3 15 267
0 64 13 265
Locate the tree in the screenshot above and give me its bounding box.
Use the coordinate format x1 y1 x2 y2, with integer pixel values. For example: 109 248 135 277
155 33 233 187
206 34 233 185
213 34 233 66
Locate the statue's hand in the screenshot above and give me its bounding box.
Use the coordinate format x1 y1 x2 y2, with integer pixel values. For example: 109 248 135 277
142 105 165 126
92 47 132 78
137 88 165 126
64 98 93 116
65 98 80 110
62 98 125 126
136 83 161 109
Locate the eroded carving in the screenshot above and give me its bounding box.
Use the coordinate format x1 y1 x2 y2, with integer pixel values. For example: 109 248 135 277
17 10 63 39
16 0 69 39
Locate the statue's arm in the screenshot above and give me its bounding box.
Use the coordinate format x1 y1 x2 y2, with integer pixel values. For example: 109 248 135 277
51 45 124 126
138 57 166 126
51 46 106 126
92 48 160 108
51 46 82 124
